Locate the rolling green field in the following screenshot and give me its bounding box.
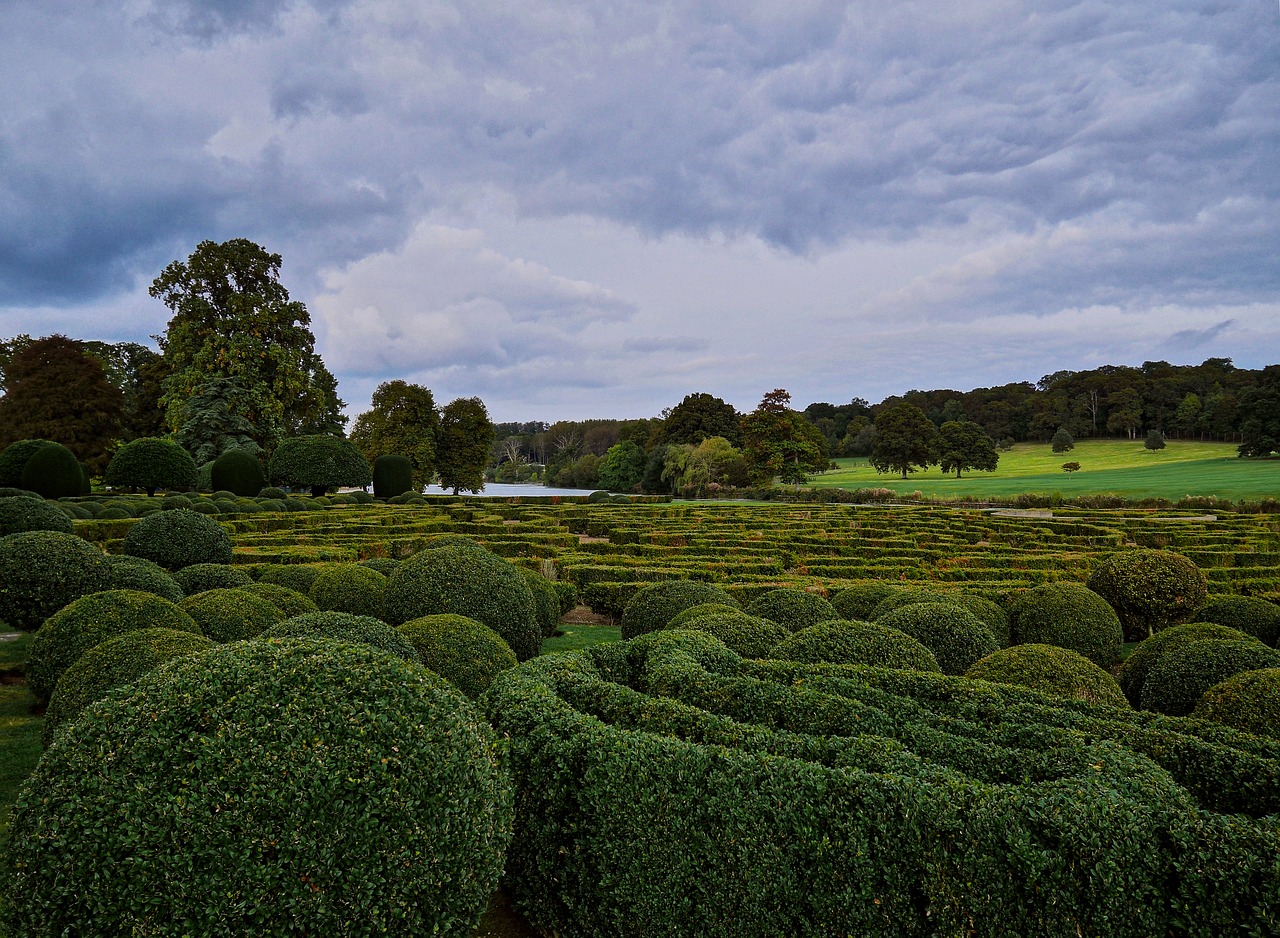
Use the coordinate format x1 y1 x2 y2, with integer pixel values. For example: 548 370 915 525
810 439 1278 501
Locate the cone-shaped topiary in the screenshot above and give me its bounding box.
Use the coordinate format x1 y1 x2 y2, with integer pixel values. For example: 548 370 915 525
180 588 285 643
372 454 415 499
0 530 113 632
399 614 519 699
965 644 1128 708
770 619 941 672
105 437 197 496
1087 549 1209 641
1140 638 1280 717
877 602 999 676
1191 596 1280 647
1006 582 1124 667
745 588 839 632
20 442 83 499
123 508 232 570
620 580 740 641
105 555 184 603
1116 622 1258 708
0 495 73 537
210 447 266 497
259 611 419 663
1193 669 1280 739
307 564 387 619
662 610 789 658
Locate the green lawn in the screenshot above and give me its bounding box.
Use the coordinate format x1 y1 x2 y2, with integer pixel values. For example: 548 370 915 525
809 439 1278 501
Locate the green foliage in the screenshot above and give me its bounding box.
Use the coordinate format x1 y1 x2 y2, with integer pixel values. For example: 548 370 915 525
172 563 252 595
437 397 495 494
399 614 519 699
0 530 112 632
1117 622 1257 708
551 579 578 615
620 580 740 641
236 582 319 618
740 389 828 485
1194 668 1280 738
258 486 288 499
255 563 326 594
662 611 789 658
0 440 53 487
1087 548 1209 641
660 437 750 497
666 602 742 628
349 380 439 493
1141 638 1280 716
180 587 285 643
105 437 197 495
769 619 941 671
5 639 514 937
1052 427 1075 453
829 583 903 621
105 555 184 603
520 568 563 638
1191 595 1280 647
1145 429 1167 450
597 440 646 492
870 402 937 479
26 589 202 704
259 611 419 663
307 564 387 618
358 556 400 577
936 420 999 478
372 453 414 499
965 644 1128 708
267 434 371 497
43 628 214 744
946 594 1012 647
1237 372 1280 458
0 495 73 537
659 392 741 447
383 545 541 661
20 442 84 499
173 376 264 466
868 589 950 621
123 508 233 569
1007 582 1124 667
744 587 839 632
877 602 999 675
210 447 266 497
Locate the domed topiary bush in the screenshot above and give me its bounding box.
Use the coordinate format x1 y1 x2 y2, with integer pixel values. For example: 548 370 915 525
868 590 951 622
257 486 289 500
745 589 839 632
1087 549 1209 641
965 644 1128 708
267 435 372 498
1193 668 1280 738
210 448 266 497
5 639 515 937
307 564 388 619
19 442 84 499
662 610 788 659
946 594 1011 648
520 568 563 638
43 628 214 744
26 589 202 704
385 546 541 660
173 563 253 595
667 603 743 628
620 581 740 641
876 602 999 676
0 495 74 537
105 437 198 496
106 555 184 603
237 582 319 618
256 563 327 594
0 439 54 487
259 612 419 663
1116 622 1258 708
769 619 941 672
180 588 285 643
399 614 519 699
359 557 400 577
373 454 415 499
1006 582 1124 667
123 508 233 570
0 530 113 632
1191 596 1280 647
829 583 903 622
1140 638 1280 717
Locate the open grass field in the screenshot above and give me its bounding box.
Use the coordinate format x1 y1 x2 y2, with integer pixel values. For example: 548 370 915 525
809 439 1278 501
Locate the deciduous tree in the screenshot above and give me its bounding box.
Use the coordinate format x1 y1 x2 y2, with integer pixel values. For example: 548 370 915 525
740 389 828 485
598 441 646 492
936 421 999 478
660 393 742 446
869 402 937 479
349 381 439 493
436 397 495 495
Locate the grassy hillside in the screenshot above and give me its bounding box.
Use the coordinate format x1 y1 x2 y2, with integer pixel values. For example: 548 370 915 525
810 439 1278 501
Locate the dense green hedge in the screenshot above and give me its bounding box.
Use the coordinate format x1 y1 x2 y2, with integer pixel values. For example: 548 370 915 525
0 530 113 632
105 437 198 495
965 644 1128 708
307 564 388 619
744 588 838 632
1194 668 1280 739
481 631 1280 937
829 583 902 621
1192 595 1280 647
105 554 185 603
237 582 319 618
662 610 788 658
875 602 999 676
180 588 285 643
1087 548 1209 641
1140 638 1280 717
20 442 84 499
211 447 266 497
123 508 233 569
520 568 563 638
259 612 419 663
255 563 327 594
620 580 739 640
769 620 940 672
173 563 253 595
1006 582 1124 667
400 614 519 699
0 495 73 537
1118 622 1260 708
6 639 514 937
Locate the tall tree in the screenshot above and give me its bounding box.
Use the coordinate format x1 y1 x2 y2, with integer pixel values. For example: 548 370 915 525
936 421 999 478
348 380 439 493
740 389 828 485
0 334 35 393
1237 367 1280 458
174 376 264 466
869 402 937 479
436 397 496 495
660 393 742 446
598 441 646 492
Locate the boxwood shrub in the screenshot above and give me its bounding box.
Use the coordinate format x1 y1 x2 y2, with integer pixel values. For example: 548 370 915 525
373 454 415 499
965 644 1128 708
1006 582 1124 667
0 439 53 487
666 602 743 628
210 447 266 497
876 602 999 675
1191 596 1280 647
1117 622 1258 708
259 611 419 663
769 619 940 672
0 530 113 632
400 614 519 699
0 495 73 537
173 563 253 595
829 583 903 621
255 563 327 594
307 564 388 619
662 611 789 659
1194 668 1280 739
123 508 233 570
1087 548 1209 641
520 568 563 638
744 588 839 632
5 639 514 937
26 589 202 704
1140 638 1280 717
180 588 285 643
621 580 740 641
106 555 185 603
20 442 83 499
868 589 951 621
105 437 198 496
236 582 319 618
359 557 401 577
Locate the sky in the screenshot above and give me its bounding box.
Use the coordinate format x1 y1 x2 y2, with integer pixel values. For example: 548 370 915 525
1 0 1278 425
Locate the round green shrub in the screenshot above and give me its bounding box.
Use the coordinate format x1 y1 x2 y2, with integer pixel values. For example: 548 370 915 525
307 564 387 619
106 555 184 603
829 583 903 621
868 590 951 621
399 614 519 699
667 603 742 628
551 580 578 615
0 495 73 536
210 447 266 497
43 628 214 744
965 644 1128 708
1193 668 1280 739
257 486 289 500
373 454 415 499
745 588 839 632
663 610 788 658
26 589 202 704
95 506 132 520
1006 582 1124 667
260 612 419 663
180 588 285 643
1087 549 1209 641
237 582 319 618
358 557 400 577
620 580 740 641
20 442 83 499
0 439 54 487
190 499 220 515
123 509 233 570
0 530 113 632
173 563 253 595
0 487 42 498
769 619 941 672
256 563 327 594
384 546 541 660
267 434 372 498
520 568 563 638
1191 596 1280 647
947 594 1011 648
161 493 193 509
876 602 999 676
1116 621 1258 708
55 502 93 520
5 639 514 937
105 437 197 496
1141 638 1280 717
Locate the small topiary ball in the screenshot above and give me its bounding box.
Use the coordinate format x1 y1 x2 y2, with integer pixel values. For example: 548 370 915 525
876 602 999 676
211 447 266 497
662 610 788 658
173 563 253 595
236 582 319 618
256 563 327 594
1006 582 1124 667
1191 596 1280 647
43 627 214 744
384 545 542 660
1139 638 1280 717
1116 622 1257 708
520 568 563 638
829 583 903 622
307 564 388 619
620 581 740 641
123 508 233 570
0 530 113 632
868 590 952 622
965 644 1128 708
769 619 940 672
667 603 743 628
1193 669 1280 738
260 612 419 663
105 555 185 603
946 594 1011 648
399 614 519 699
26 589 202 704
1087 548 1209 641
359 557 401 577
0 495 74 537
5 639 514 937
745 588 839 632
257 486 289 500
180 588 285 643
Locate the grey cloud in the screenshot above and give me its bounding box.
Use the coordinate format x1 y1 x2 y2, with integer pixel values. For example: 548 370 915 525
1166 319 1238 352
